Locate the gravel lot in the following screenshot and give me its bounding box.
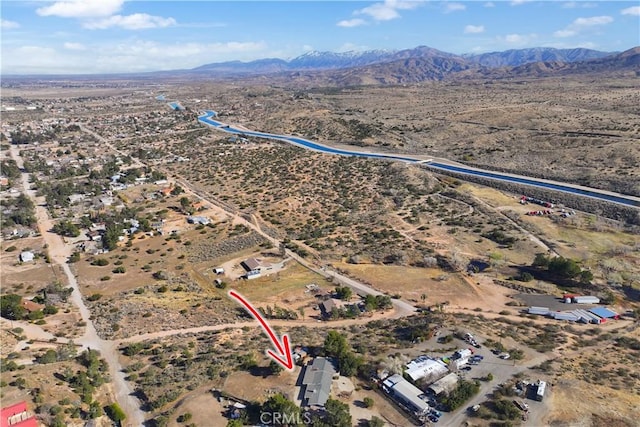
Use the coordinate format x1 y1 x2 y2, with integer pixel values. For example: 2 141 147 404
515 293 598 312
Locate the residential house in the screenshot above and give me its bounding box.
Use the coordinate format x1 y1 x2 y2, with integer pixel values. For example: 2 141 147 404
99 196 114 207
187 216 210 225
21 299 45 313
301 357 337 408
19 251 34 263
68 193 85 204
241 258 261 272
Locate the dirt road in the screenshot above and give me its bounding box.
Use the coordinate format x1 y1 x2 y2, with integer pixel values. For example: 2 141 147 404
9 145 146 427
168 173 417 318
9 141 415 427
116 304 406 345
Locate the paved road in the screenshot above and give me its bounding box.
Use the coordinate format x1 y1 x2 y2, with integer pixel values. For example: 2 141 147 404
197 110 640 208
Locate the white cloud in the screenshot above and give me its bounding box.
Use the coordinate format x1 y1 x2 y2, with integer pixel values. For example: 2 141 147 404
2 46 63 74
505 34 524 43
562 2 597 9
37 0 124 18
464 25 485 34
64 42 86 50
83 13 176 30
355 0 424 22
484 2 495 8
621 6 640 16
553 29 577 38
1 40 275 75
444 2 466 13
510 0 531 5
554 15 614 38
337 18 366 28
573 16 614 26
499 33 538 45
1 19 21 29
131 41 265 57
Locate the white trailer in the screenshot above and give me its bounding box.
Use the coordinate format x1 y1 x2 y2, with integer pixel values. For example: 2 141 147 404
535 380 546 401
573 296 600 304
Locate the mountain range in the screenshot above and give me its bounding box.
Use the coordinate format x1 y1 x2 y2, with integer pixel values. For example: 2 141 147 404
184 45 640 86
193 46 615 74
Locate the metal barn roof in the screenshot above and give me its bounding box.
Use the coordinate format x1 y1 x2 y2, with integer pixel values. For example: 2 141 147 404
589 307 618 319
383 374 429 414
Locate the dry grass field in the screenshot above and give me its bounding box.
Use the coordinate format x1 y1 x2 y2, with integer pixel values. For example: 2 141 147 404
334 262 479 303
548 380 640 427
231 262 327 305
0 236 62 294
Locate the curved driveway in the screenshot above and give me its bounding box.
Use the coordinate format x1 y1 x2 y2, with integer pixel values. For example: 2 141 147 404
198 110 640 208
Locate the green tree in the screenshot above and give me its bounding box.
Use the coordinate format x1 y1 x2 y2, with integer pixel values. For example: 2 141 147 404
68 252 81 263
334 286 352 301
269 359 284 376
177 412 193 423
319 398 351 427
103 223 121 251
88 401 103 419
262 393 301 426
579 270 594 285
105 402 126 423
179 197 191 210
52 220 80 237
338 351 362 377
518 271 534 282
36 349 58 364
324 331 348 357
0 294 25 320
368 416 385 427
532 253 550 268
548 256 581 279
363 397 374 408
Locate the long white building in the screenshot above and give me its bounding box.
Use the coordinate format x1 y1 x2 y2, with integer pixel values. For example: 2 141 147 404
405 356 448 382
382 374 430 416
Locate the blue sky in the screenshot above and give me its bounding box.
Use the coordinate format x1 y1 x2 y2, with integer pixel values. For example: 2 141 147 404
1 1 639 74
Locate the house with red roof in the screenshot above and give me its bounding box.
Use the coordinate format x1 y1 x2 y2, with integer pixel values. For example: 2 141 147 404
1 401 38 427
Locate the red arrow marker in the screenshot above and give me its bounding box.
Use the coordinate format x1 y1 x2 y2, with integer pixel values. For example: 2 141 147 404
228 290 294 371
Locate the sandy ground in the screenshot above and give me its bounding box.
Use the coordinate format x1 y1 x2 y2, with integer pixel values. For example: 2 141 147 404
547 379 640 427
167 385 229 427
